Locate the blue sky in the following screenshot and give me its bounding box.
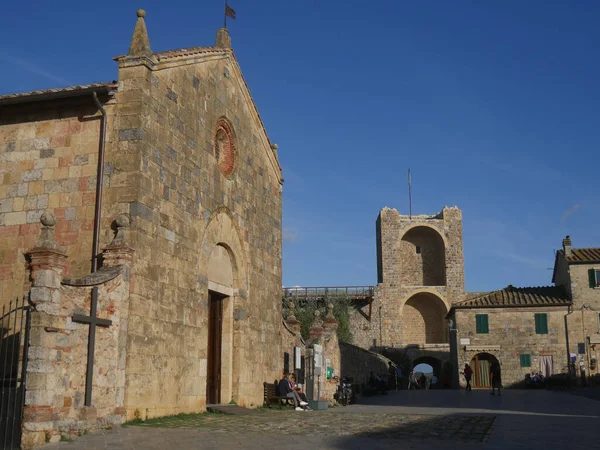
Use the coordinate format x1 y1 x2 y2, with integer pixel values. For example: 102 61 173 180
2 1 599 291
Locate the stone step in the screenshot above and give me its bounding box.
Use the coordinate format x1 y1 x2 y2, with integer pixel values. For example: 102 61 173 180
206 404 257 415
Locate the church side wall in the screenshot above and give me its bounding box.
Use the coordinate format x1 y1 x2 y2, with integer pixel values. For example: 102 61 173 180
117 57 282 418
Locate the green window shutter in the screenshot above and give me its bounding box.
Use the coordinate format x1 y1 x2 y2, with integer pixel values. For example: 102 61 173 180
590 269 597 288
520 354 531 367
476 314 489 334
535 313 548 334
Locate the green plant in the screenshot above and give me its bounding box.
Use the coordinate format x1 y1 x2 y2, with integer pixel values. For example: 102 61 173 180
228 399 237 405
284 298 354 343
45 432 51 443
60 435 72 442
134 408 142 421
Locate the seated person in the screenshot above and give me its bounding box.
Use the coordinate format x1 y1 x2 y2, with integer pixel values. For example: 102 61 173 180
289 373 311 409
278 373 308 411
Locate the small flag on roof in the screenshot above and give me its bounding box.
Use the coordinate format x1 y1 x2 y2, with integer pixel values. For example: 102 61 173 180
226 4 236 20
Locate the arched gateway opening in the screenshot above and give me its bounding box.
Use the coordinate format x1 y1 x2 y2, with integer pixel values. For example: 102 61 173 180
470 353 499 388
207 244 235 405
402 293 448 344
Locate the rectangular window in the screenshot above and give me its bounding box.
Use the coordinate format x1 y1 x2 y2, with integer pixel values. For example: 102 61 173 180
476 314 489 334
589 269 600 288
520 354 531 367
416 246 421 254
535 313 548 334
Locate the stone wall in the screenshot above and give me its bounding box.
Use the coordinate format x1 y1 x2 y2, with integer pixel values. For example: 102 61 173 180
452 306 569 388
21 213 132 448
553 253 600 378
339 342 393 386
0 96 118 305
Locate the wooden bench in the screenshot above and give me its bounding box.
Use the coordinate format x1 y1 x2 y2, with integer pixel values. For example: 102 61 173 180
263 381 294 408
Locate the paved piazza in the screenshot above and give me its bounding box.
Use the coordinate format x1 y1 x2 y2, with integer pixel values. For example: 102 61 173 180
44 390 600 449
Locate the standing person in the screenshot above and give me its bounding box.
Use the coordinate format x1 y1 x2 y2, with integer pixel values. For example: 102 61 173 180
463 363 473 391
278 373 308 410
490 361 502 396
388 362 397 390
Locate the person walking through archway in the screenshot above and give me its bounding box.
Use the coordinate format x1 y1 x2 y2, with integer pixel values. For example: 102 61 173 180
463 363 473 391
490 361 502 396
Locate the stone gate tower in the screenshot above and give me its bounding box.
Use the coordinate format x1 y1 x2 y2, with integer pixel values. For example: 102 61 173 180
355 206 465 369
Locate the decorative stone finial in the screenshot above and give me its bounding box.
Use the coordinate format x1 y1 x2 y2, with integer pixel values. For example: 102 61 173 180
216 28 231 48
34 212 62 251
108 214 131 247
128 8 152 57
287 301 297 321
326 303 334 319
271 144 278 150
40 211 56 227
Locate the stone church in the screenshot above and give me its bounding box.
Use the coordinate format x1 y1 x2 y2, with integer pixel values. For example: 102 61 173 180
0 10 284 446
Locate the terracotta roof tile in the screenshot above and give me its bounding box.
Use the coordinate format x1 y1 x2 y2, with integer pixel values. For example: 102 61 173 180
557 248 600 264
0 82 117 104
452 285 570 310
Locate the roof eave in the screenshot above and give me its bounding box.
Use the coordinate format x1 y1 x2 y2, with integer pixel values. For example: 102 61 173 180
0 84 117 107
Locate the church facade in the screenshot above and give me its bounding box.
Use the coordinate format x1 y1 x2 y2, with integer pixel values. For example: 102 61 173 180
0 10 283 446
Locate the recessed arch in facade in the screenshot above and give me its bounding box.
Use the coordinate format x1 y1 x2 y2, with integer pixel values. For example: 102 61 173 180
399 226 446 286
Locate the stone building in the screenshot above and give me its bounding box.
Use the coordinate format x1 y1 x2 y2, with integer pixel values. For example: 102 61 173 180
447 286 571 388
348 206 464 375
447 236 600 388
0 10 285 446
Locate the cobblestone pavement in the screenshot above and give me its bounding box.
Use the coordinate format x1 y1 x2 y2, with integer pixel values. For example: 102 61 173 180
43 390 600 450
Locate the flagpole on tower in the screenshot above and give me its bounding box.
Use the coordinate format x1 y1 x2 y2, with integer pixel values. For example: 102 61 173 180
408 169 412 220
224 0 228 28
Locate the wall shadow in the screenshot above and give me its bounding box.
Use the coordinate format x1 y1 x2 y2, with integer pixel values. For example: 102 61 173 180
329 412 495 449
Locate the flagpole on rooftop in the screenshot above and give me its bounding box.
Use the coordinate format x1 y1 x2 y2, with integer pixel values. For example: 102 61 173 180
224 0 228 28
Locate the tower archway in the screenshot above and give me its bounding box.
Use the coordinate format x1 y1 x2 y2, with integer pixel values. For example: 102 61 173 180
399 226 446 286
402 292 448 344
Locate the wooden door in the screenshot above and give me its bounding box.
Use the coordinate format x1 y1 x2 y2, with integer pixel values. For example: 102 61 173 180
207 292 224 404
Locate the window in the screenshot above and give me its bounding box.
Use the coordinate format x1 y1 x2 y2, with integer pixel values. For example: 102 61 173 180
588 269 600 288
416 246 421 254
520 354 531 368
535 313 548 334
476 314 489 334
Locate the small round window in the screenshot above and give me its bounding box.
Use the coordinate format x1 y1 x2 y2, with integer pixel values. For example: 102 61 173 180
214 120 236 178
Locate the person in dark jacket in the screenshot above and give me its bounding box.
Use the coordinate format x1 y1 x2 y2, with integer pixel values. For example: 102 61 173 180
278 373 307 410
490 361 502 396
463 363 473 391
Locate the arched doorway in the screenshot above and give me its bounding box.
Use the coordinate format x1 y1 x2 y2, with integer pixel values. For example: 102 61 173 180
413 357 442 377
207 244 235 405
402 293 448 344
470 353 499 388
